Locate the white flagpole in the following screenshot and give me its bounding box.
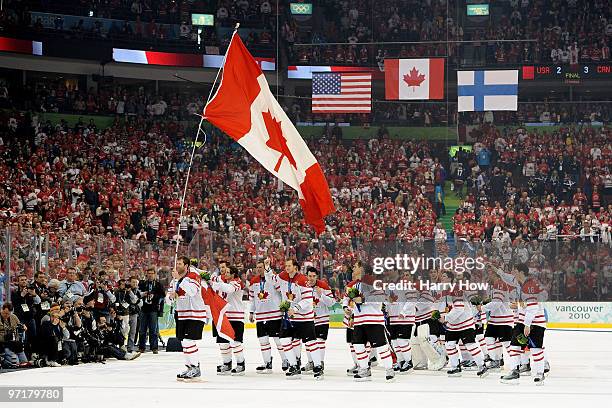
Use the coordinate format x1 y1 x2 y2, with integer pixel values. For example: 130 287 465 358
172 23 241 271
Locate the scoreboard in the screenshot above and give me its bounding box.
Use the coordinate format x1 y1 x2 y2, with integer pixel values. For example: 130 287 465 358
522 64 612 84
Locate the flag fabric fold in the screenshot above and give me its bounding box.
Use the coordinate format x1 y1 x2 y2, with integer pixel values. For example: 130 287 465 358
203 32 335 233
201 285 235 342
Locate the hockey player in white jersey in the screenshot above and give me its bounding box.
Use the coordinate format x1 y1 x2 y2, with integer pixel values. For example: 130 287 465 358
211 260 246 376
248 258 288 373
501 264 548 385
411 272 446 371
436 272 488 378
304 266 335 373
343 260 395 382
481 264 518 371
385 271 416 374
172 256 207 382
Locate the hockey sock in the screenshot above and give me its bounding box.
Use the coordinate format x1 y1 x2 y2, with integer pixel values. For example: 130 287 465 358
508 345 521 370
369 345 378 359
182 339 199 366
521 349 530 366
292 339 302 361
465 342 484 367
272 337 287 361
445 341 460 368
219 343 232 364
349 344 359 364
317 339 326 362
477 335 488 357
280 338 297 365
305 340 322 366
353 343 369 369
486 336 502 360
259 336 272 363
377 345 393 369
391 340 404 363
501 341 511 360
231 341 245 364
531 348 545 374
397 339 412 362
459 342 473 362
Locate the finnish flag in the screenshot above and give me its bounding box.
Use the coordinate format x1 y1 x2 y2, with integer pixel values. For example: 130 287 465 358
457 70 518 112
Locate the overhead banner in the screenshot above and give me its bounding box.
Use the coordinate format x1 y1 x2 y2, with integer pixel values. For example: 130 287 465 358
288 65 384 80
0 37 42 56
113 48 275 70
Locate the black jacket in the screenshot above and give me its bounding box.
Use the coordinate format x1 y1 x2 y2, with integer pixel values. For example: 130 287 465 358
138 280 165 313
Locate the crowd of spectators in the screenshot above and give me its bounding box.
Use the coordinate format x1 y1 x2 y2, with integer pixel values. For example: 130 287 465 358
448 124 611 245
0 265 168 369
285 0 611 66
0 0 278 55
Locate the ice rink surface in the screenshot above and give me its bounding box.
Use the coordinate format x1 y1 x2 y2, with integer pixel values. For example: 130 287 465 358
0 329 611 408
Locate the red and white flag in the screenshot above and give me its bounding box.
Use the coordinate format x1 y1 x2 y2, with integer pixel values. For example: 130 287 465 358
201 286 235 342
203 33 335 233
385 58 445 100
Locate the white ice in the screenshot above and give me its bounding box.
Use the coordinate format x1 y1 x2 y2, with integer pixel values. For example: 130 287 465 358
0 329 610 408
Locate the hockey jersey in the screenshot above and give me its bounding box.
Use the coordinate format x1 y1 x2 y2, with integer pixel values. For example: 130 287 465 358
518 278 547 328
385 285 417 325
415 284 438 323
211 275 245 322
482 278 516 326
274 271 314 322
342 277 386 326
439 288 475 332
311 279 335 326
248 272 282 322
175 271 208 322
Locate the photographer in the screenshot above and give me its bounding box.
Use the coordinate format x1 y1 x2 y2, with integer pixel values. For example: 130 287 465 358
58 268 86 300
126 276 142 353
0 303 29 368
90 278 116 320
58 299 81 365
11 275 41 357
138 267 165 353
79 297 102 363
113 279 138 350
97 312 141 361
39 309 70 367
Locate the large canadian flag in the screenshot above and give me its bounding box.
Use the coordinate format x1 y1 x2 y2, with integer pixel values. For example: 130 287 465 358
203 33 335 233
385 58 445 100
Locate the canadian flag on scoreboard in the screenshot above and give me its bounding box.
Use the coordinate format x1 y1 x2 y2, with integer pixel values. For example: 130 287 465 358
385 58 445 100
203 32 335 233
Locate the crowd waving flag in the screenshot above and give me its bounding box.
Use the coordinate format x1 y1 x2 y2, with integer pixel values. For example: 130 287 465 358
384 58 445 100
311 72 372 113
457 70 518 112
203 32 335 233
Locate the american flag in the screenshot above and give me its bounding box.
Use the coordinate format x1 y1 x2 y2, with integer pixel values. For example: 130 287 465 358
311 72 372 113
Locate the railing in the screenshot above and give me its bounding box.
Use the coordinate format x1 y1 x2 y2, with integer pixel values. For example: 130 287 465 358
2 226 609 304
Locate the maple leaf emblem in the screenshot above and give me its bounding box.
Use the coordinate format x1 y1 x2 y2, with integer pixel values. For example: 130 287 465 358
258 291 269 300
403 67 426 89
389 293 399 303
313 297 320 306
263 110 296 172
